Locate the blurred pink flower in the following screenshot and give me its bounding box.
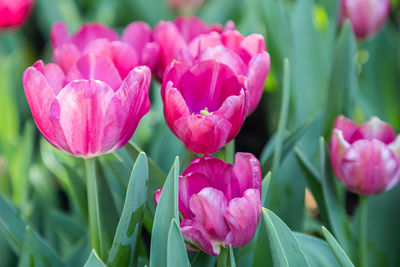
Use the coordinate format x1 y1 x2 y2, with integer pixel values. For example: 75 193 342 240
154 153 262 256
50 21 159 75
0 0 34 29
330 115 400 195
340 0 390 39
23 56 151 158
161 59 248 154
154 16 270 115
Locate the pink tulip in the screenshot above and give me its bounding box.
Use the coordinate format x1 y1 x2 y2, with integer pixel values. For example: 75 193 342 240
154 153 262 256
23 55 151 158
0 0 34 29
50 21 159 74
340 0 390 39
329 115 400 195
153 16 270 115
161 59 248 155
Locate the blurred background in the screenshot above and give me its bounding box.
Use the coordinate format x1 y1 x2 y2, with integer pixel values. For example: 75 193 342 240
1 0 400 266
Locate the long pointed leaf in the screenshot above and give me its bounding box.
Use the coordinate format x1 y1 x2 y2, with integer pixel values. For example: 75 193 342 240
167 219 190 267
322 227 355 267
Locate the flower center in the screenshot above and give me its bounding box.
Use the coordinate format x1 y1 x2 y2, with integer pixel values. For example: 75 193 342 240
200 107 212 116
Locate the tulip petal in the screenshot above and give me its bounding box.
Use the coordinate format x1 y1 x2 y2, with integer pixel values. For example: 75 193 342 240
221 30 244 54
121 21 152 56
163 82 190 131
32 61 65 95
104 66 151 152
230 153 262 199
188 187 229 241
66 54 122 91
239 34 266 63
333 115 360 143
358 116 396 144
224 189 261 247
141 42 160 70
161 61 190 100
246 51 270 114
55 80 115 157
173 114 232 155
341 139 400 195
72 22 119 50
50 21 71 48
179 173 211 218
53 44 81 73
197 46 246 75
188 32 222 58
329 129 351 179
174 16 210 42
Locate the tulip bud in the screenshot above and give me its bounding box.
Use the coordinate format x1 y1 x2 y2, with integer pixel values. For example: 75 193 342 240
154 153 262 256
23 56 151 158
340 0 391 39
0 0 34 29
329 115 400 195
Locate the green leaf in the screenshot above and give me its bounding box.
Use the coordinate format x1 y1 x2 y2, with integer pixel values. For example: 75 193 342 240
108 152 149 267
191 252 217 267
0 195 25 252
48 210 86 244
167 219 190 267
262 208 309 266
322 227 355 267
295 233 339 267
149 157 180 267
229 245 236 267
84 250 106 267
85 158 118 260
324 21 358 134
319 138 355 257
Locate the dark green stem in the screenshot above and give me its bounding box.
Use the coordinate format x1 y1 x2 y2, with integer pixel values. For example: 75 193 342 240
359 195 368 267
217 246 228 267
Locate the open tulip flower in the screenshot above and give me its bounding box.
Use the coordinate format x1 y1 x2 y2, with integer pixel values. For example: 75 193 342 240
161 59 248 155
340 0 390 40
23 55 151 158
330 115 400 195
50 21 159 75
154 16 270 115
154 153 262 256
0 0 35 29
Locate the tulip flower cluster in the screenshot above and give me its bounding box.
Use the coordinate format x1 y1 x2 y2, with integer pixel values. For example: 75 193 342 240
23 16 265 256
330 115 400 195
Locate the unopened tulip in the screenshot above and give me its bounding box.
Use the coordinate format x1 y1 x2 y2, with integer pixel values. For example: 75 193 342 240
23 55 151 157
154 16 270 114
0 0 34 29
340 0 390 39
154 153 262 256
50 21 159 74
329 115 400 195
161 59 248 154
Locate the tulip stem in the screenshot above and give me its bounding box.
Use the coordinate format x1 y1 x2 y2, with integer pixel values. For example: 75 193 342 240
217 246 228 267
359 195 368 267
85 158 102 259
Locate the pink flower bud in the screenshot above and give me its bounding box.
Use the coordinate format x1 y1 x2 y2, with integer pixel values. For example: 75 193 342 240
0 0 34 29
329 115 400 195
23 56 151 158
154 153 262 256
340 0 391 39
161 59 248 154
153 16 270 115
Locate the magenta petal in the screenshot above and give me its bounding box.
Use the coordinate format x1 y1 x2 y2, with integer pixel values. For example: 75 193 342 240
55 80 115 157
230 153 262 199
197 46 246 75
224 189 261 247
121 21 152 56
50 21 71 48
82 38 113 57
188 187 229 240
161 61 190 100
104 66 151 152
174 16 210 42
330 129 351 180
173 114 232 155
32 61 65 95
333 115 360 143
246 51 270 114
141 42 160 70
23 66 58 148
180 219 220 256
163 83 190 131
239 34 266 63
221 30 245 54
110 41 139 79
154 188 162 206
341 139 400 195
66 54 122 91
188 32 222 58
53 44 81 73
72 22 119 50
358 116 396 144
179 173 211 218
